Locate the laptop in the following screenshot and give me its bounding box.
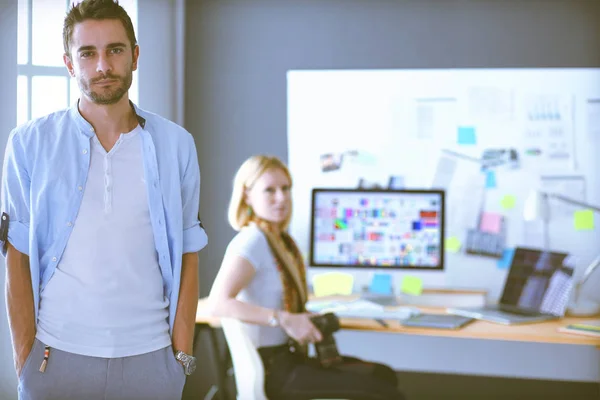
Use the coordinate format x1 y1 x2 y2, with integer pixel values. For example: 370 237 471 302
448 247 574 325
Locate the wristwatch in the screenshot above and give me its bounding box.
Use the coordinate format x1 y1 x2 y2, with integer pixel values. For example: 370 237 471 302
175 350 197 376
268 310 280 327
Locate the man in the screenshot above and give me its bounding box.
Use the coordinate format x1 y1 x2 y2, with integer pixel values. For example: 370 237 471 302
1 0 207 399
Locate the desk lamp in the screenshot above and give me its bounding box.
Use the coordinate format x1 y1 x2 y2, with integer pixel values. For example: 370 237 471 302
569 255 600 316
523 189 600 316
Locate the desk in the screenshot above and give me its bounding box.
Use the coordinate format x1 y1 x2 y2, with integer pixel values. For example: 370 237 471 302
337 309 600 347
196 297 600 392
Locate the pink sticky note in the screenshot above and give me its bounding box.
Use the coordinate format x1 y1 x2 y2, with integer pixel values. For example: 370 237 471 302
480 212 502 234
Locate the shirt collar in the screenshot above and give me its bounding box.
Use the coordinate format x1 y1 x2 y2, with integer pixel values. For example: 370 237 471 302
68 99 147 138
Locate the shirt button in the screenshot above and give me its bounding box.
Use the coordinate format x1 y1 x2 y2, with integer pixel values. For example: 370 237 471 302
67 222 72 227
52 257 57 262
90 127 95 132
78 186 83 191
82 149 88 154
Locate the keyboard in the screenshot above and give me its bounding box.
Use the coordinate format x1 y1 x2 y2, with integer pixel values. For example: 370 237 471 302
333 306 421 321
447 307 557 325
306 299 420 321
359 294 402 307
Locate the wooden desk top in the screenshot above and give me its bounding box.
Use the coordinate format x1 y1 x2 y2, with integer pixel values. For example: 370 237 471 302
196 297 600 348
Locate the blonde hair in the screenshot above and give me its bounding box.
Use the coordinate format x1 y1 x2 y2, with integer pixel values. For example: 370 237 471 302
228 155 293 231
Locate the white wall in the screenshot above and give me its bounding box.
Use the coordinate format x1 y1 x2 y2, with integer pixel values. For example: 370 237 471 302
0 0 182 398
0 1 18 398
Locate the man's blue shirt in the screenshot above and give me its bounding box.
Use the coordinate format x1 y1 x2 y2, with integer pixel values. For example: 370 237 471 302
1 102 208 332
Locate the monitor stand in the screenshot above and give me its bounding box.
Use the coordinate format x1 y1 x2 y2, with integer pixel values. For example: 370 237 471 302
360 292 401 307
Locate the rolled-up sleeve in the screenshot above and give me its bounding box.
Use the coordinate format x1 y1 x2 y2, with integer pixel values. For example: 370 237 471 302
1 131 31 256
181 134 207 254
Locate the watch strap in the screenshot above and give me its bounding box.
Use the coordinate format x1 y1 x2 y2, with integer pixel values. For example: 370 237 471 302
175 350 197 375
268 310 280 327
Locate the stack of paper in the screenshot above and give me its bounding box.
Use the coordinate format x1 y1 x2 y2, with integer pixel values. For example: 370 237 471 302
558 320 600 337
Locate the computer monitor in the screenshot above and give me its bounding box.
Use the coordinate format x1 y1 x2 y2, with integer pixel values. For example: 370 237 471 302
310 188 445 270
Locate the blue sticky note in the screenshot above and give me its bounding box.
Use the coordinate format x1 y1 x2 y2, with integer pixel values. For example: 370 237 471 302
497 248 515 269
369 273 393 295
457 126 477 145
485 170 496 189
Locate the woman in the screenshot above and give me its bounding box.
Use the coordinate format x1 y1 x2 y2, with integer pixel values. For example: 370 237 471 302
208 155 406 400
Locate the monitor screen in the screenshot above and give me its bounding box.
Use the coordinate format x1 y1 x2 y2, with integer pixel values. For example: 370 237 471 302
500 247 574 315
310 188 445 270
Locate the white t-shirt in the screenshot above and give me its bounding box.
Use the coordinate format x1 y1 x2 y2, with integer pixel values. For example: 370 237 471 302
36 125 171 358
224 224 289 348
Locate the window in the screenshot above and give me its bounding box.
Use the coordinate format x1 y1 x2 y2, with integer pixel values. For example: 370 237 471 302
17 0 138 125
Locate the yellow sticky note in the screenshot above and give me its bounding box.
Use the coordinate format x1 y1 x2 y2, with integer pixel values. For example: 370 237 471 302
574 210 594 231
500 195 516 210
312 272 354 297
446 236 462 253
401 275 423 296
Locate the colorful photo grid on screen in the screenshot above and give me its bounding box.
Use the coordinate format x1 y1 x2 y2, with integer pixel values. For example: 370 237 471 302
311 190 444 269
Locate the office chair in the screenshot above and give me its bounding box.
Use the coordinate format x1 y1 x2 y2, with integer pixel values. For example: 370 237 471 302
221 318 267 400
220 318 348 400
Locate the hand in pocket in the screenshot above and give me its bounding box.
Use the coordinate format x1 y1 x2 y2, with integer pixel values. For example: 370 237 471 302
16 339 36 378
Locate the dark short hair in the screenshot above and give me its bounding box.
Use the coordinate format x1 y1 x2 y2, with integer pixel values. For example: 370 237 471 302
63 0 137 56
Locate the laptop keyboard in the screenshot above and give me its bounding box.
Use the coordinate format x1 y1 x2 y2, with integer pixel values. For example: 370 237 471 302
497 306 542 317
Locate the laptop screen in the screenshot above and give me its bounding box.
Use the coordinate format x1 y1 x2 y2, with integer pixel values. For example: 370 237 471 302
500 247 574 316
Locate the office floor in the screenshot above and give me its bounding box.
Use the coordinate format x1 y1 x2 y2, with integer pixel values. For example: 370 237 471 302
185 330 599 400
397 371 599 400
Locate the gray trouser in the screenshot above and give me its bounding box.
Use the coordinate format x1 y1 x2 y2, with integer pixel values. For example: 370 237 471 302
18 339 186 400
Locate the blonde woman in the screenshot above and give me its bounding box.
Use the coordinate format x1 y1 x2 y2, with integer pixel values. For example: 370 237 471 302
208 155 405 400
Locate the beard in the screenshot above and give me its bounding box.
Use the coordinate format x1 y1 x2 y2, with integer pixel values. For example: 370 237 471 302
79 69 133 105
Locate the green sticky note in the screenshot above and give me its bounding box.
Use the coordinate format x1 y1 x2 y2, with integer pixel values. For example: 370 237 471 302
401 275 423 296
574 210 595 231
500 195 516 210
446 236 462 253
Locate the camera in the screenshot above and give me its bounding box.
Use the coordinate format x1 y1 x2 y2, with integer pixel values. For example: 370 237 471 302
310 312 342 367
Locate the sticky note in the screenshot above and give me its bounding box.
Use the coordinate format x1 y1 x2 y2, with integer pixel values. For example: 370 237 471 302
497 248 515 269
485 170 496 189
574 210 594 231
480 212 502 234
457 126 476 145
500 195 516 210
401 275 423 296
354 151 377 166
369 273 393 295
446 236 462 253
312 272 354 297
